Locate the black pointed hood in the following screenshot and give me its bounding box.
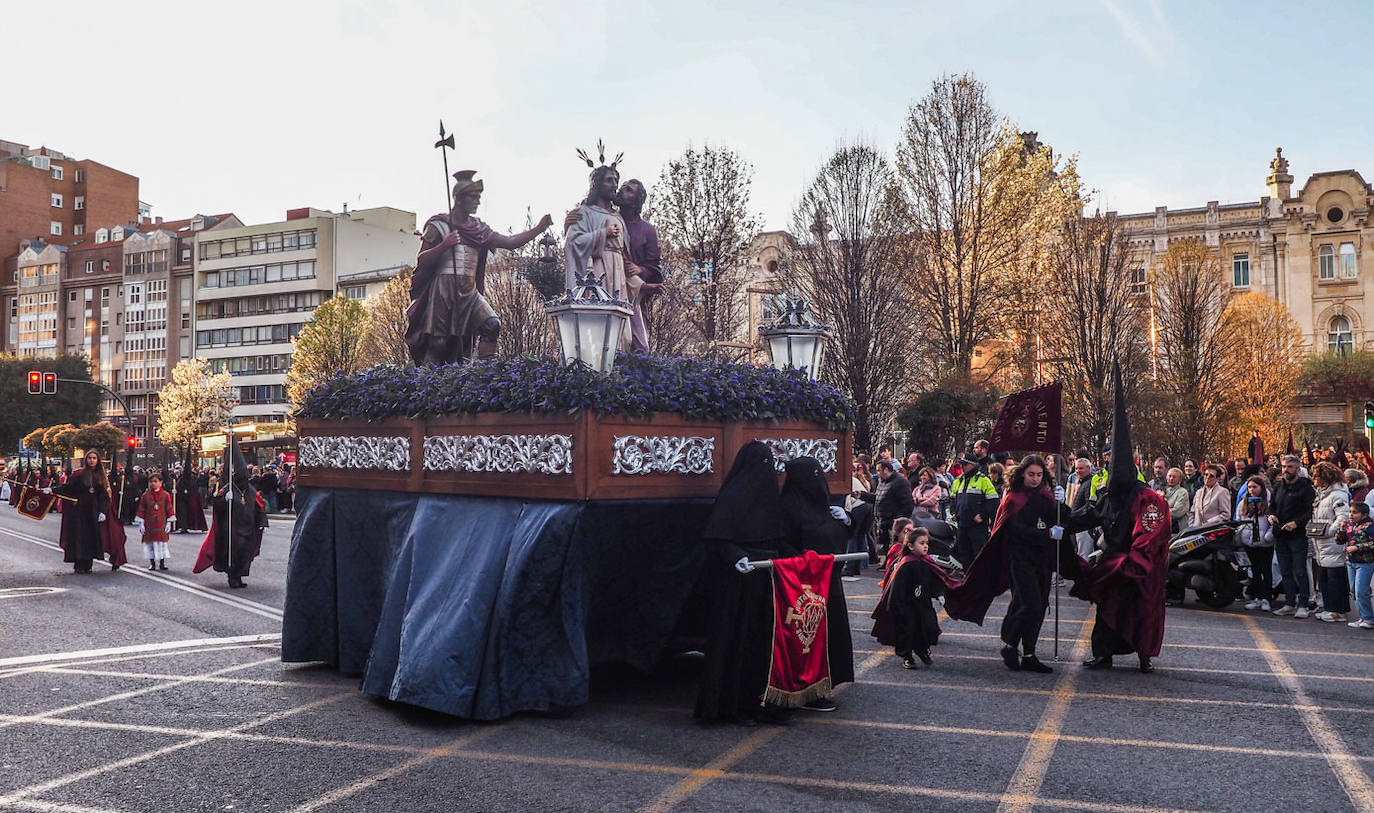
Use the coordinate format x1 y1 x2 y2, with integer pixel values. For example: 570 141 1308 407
221 432 251 492
1100 362 1144 553
1106 362 1137 500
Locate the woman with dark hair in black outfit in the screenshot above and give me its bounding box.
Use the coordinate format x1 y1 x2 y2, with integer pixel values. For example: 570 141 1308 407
694 442 798 725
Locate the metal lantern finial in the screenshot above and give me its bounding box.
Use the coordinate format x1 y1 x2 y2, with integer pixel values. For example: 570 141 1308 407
545 271 633 373
537 231 558 265
758 295 833 379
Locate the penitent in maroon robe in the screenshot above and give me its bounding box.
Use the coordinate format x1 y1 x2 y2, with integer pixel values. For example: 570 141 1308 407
1068 487 1171 657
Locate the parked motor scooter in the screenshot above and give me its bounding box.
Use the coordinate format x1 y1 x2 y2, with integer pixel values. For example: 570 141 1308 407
1167 518 1252 608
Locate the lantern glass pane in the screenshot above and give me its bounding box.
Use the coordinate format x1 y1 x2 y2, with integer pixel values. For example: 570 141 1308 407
554 312 579 365
767 334 791 370
578 313 610 369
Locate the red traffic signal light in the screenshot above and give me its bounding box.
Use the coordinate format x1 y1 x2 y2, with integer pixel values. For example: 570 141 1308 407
127 435 137 450
42 372 56 394
27 371 41 394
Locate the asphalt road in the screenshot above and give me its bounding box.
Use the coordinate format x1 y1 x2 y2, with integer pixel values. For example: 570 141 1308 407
3 506 1374 812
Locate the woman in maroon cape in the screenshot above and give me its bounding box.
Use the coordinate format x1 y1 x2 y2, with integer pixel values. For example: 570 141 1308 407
54 451 127 573
943 455 1089 673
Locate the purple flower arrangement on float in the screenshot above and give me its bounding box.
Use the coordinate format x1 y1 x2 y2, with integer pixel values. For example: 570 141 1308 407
297 354 853 431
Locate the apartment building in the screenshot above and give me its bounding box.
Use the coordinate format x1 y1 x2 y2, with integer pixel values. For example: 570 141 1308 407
0 139 140 266
193 206 416 422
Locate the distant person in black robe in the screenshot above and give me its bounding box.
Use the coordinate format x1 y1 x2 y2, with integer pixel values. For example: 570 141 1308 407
175 468 207 532
194 435 266 589
694 441 798 725
780 456 855 711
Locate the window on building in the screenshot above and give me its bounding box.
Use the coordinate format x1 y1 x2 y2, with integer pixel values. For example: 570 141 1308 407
51 166 63 181
50 194 62 208
1340 242 1358 279
50 222 62 236
1232 254 1250 287
84 260 94 274
74 196 84 211
1328 316 1354 352
74 169 85 183
73 224 84 235
1320 244 1336 280
68 291 77 303
344 286 366 300
1129 267 1147 296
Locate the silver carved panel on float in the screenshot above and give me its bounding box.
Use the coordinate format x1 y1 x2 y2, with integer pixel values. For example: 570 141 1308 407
298 436 411 472
422 434 574 475
760 438 838 472
611 435 715 476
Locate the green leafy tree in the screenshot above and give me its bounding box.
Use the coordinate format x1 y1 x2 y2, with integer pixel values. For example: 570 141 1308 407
42 424 80 461
22 426 49 456
285 293 367 410
0 354 101 453
896 379 1001 461
72 422 128 459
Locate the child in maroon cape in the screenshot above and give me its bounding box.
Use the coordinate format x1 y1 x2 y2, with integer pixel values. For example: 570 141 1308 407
871 526 962 668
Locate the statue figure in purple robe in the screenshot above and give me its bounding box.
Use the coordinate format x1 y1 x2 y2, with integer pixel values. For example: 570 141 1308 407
614 178 662 352
407 170 552 364
563 165 661 352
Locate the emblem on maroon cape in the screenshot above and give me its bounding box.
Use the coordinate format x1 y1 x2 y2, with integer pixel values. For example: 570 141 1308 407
1140 503 1164 533
988 382 1062 455
785 583 827 654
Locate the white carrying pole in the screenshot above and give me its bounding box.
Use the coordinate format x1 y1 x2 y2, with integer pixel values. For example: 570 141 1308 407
745 552 870 570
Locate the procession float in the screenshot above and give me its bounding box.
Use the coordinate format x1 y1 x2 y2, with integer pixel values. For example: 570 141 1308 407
281 135 853 719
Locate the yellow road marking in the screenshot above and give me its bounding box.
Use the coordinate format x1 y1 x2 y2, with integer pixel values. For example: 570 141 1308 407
288 729 496 813
997 614 1093 813
638 727 782 813
640 649 887 812
1243 616 1374 810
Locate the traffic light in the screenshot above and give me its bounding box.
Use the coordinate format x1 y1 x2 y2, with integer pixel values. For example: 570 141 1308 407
27 371 40 394
1364 401 1374 430
127 435 137 450
42 372 56 394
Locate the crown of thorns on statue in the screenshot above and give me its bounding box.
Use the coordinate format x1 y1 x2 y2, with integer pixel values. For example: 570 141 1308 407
576 139 624 173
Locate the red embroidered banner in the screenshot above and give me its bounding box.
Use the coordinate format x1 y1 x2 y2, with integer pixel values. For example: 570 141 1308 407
766 550 833 707
16 486 55 521
988 381 1062 455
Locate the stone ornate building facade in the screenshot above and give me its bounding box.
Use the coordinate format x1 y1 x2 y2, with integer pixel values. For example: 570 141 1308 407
1117 149 1374 355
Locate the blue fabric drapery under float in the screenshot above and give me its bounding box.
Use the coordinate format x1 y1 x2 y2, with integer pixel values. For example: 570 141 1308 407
282 487 713 720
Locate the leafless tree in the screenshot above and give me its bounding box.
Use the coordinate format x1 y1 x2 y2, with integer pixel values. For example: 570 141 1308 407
897 73 1068 380
781 142 918 453
1041 212 1150 454
653 144 762 357
1151 240 1244 460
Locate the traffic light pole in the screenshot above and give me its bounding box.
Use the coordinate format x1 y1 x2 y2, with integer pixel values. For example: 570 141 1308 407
58 377 135 506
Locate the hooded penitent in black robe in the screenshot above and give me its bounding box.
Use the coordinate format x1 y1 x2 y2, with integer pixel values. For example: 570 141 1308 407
193 435 266 587
176 470 208 532
694 441 798 722
779 456 855 687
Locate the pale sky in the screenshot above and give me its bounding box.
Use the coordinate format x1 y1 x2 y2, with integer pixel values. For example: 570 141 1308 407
6 0 1372 237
